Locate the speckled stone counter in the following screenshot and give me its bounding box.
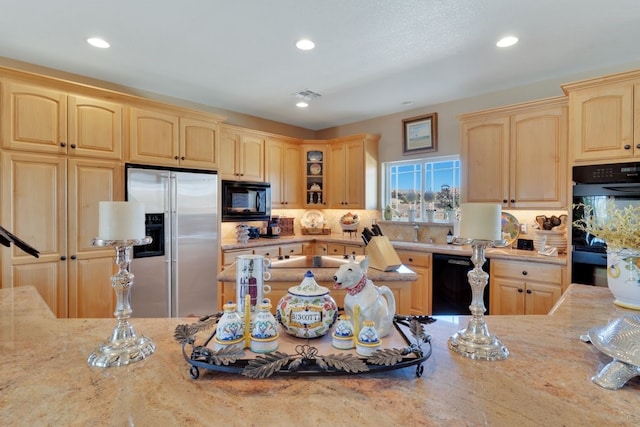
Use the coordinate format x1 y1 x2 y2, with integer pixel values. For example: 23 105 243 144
1 285 638 426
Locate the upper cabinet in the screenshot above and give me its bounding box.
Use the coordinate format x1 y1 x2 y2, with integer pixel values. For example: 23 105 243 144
265 137 302 208
302 142 328 207
327 134 380 210
460 97 568 209
1 80 123 159
128 107 219 169
562 70 640 163
219 125 265 181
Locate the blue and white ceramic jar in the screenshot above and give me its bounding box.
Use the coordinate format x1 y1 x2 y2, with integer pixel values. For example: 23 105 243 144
332 314 355 350
356 320 381 356
214 302 245 350
251 299 279 353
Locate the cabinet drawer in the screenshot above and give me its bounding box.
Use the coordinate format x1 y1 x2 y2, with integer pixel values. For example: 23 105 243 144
492 260 561 284
344 244 365 256
327 243 345 255
280 243 303 256
253 246 278 258
222 249 253 266
396 251 431 268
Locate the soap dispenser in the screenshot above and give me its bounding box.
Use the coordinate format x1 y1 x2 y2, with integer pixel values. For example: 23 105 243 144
447 229 454 244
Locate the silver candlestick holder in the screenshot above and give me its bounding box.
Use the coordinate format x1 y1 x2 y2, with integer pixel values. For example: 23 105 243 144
448 239 509 361
88 237 155 367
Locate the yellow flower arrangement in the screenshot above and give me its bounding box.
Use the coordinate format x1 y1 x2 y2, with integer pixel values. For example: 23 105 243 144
573 201 640 250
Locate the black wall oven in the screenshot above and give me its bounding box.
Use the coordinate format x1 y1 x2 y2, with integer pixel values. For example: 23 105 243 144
572 162 640 286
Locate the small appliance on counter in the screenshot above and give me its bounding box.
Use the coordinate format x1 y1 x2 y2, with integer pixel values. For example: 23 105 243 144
260 217 281 238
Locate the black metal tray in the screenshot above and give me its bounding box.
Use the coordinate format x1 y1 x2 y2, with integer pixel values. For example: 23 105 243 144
174 314 434 379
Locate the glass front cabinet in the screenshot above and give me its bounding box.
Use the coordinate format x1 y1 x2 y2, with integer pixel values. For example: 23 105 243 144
302 144 328 208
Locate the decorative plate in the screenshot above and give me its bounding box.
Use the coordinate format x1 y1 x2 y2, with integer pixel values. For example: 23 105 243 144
307 151 323 162
498 212 520 247
301 210 325 229
309 163 322 175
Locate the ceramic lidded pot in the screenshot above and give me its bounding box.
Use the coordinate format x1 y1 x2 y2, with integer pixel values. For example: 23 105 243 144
250 299 279 353
214 302 245 350
332 314 355 350
356 320 381 357
276 270 338 338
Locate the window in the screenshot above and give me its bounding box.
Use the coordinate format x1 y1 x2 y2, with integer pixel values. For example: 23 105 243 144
383 156 460 221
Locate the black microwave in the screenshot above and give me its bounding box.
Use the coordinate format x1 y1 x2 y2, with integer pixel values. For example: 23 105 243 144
221 180 271 222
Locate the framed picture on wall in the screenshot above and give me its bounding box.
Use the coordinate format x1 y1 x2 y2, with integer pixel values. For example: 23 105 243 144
402 112 437 155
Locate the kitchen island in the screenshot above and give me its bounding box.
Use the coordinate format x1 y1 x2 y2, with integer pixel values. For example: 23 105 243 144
1 285 638 426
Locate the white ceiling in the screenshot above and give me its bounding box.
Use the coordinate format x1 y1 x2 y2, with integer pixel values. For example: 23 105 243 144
2 0 640 131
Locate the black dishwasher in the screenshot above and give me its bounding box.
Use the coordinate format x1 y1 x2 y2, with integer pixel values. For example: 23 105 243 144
432 253 490 315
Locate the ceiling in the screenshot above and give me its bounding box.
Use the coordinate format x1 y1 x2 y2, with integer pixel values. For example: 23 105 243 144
2 1 640 131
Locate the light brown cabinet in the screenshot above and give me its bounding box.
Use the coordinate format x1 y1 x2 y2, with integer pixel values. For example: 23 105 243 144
490 259 563 315
1 80 123 159
219 126 264 181
327 134 379 209
460 97 568 209
396 250 432 315
562 70 640 163
265 138 302 208
302 143 328 207
128 107 219 169
1 152 122 317
327 243 365 256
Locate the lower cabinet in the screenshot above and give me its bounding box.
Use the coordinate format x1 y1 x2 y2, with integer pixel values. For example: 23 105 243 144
327 242 365 256
490 259 563 315
396 250 432 315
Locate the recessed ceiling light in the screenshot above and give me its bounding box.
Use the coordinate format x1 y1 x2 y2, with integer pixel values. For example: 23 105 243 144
296 101 309 108
87 37 110 48
296 39 315 50
496 36 518 48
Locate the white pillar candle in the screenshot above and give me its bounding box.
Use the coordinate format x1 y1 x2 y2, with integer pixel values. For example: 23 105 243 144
98 201 146 241
459 203 502 241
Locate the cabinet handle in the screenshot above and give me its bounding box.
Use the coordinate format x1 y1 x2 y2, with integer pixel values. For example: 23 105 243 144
526 289 532 294
174 156 179 160
70 144 76 149
522 271 528 276
502 199 508 204
517 288 523 293
637 144 640 149
70 255 77 260
264 252 270 256
510 199 515 203
408 257 414 262
289 249 294 253
624 144 631 150
60 256 67 261
60 142 66 147
181 156 185 160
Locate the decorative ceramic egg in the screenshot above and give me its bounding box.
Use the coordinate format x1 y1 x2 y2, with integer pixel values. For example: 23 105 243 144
276 271 338 338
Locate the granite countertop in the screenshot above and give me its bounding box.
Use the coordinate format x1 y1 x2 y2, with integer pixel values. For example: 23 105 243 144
1 285 638 425
218 255 418 283
222 235 567 266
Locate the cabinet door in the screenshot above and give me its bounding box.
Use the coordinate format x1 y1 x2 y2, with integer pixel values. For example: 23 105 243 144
238 134 264 181
67 159 123 317
461 117 509 204
490 277 525 315
524 282 562 315
219 130 240 179
344 140 365 209
129 107 179 166
510 105 567 208
328 143 346 207
570 84 634 161
1 152 67 317
1 80 67 154
68 95 123 159
282 143 302 207
265 140 285 207
179 117 218 169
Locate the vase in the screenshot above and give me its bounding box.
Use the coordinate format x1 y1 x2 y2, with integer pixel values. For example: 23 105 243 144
407 210 416 222
607 247 640 310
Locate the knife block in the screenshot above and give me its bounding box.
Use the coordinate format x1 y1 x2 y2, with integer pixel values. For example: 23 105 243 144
366 236 402 272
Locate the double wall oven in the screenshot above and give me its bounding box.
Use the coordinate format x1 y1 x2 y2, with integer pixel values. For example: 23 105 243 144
572 162 640 286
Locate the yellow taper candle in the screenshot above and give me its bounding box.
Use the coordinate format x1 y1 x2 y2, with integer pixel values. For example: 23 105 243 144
352 304 360 347
244 296 251 348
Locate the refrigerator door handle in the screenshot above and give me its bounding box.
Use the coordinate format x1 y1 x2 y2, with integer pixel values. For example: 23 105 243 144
160 173 173 317
169 173 179 316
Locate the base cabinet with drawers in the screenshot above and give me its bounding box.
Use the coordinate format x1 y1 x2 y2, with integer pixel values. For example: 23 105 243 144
490 259 563 315
396 250 432 316
326 242 365 257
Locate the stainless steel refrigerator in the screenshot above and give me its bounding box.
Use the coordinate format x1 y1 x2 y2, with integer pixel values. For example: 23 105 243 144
126 165 218 317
